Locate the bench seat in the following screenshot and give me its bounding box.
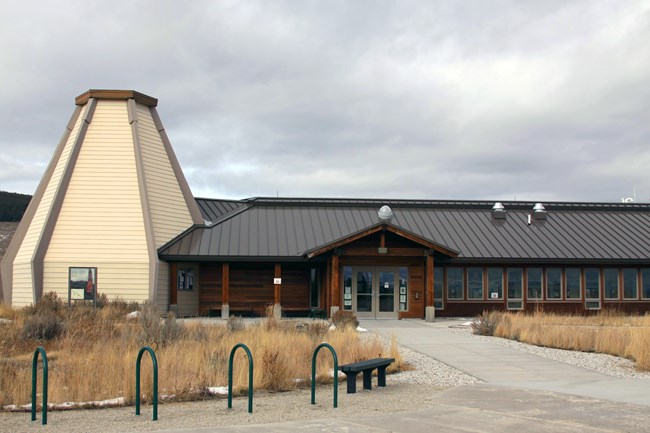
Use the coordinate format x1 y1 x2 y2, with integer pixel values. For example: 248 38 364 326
339 357 394 393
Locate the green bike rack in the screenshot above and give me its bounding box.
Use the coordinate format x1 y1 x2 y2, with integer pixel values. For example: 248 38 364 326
31 346 48 425
228 343 254 413
311 343 338 408
135 346 159 421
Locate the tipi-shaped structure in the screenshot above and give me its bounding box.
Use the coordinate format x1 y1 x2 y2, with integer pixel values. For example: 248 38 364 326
1 90 203 307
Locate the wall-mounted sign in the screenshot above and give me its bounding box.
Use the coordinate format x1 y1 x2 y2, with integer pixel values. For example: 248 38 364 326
69 267 97 305
491 292 499 299
274 278 282 285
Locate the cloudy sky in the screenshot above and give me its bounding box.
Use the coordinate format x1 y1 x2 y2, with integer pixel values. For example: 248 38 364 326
1 1 649 202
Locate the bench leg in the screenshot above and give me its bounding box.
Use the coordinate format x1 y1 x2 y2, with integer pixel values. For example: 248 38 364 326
362 369 373 390
345 372 358 394
377 366 388 387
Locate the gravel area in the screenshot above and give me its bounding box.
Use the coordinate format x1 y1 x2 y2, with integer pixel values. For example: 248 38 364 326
448 324 650 379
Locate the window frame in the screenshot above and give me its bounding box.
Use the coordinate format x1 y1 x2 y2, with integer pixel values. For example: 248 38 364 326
526 267 543 300
487 267 503 300
603 268 620 300
565 268 582 300
446 267 465 300
622 268 638 300
467 267 484 300
545 267 563 300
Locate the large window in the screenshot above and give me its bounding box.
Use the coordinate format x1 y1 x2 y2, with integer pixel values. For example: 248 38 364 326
566 268 581 299
487 268 503 299
527 268 542 299
603 268 619 300
622 269 638 299
310 268 321 308
585 268 601 309
447 268 464 300
546 268 562 299
507 268 523 310
643 269 650 299
342 266 352 310
467 268 484 299
434 267 444 309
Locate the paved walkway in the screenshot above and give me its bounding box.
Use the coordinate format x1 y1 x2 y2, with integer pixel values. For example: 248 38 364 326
361 318 650 406
137 318 650 432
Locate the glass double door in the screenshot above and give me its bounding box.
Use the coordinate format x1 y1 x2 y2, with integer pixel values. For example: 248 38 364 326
350 267 399 319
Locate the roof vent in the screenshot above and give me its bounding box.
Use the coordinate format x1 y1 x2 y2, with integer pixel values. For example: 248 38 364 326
492 202 506 219
533 203 547 220
378 205 393 221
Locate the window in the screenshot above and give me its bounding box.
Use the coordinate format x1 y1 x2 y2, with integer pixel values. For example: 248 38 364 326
507 268 523 310
342 266 352 310
585 268 600 309
622 269 638 299
399 267 408 311
467 268 484 299
487 268 503 299
546 268 562 299
603 268 619 299
642 269 650 299
310 268 321 308
527 268 542 299
434 267 444 309
69 267 97 303
177 269 194 290
565 268 581 299
447 268 464 300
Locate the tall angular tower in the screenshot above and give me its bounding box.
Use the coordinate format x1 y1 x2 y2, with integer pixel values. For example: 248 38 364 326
1 90 204 307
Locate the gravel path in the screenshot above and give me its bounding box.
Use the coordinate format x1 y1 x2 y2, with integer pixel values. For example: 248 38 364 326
2 323 647 433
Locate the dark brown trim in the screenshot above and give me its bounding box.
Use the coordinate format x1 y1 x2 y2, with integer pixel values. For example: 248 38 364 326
75 89 157 107
149 107 204 225
426 255 434 308
170 263 178 305
331 254 340 310
0 105 84 303
32 99 97 303
128 98 159 303
274 263 281 304
222 263 229 305
340 247 427 257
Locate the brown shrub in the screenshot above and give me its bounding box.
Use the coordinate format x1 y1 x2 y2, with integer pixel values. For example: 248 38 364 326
331 310 359 330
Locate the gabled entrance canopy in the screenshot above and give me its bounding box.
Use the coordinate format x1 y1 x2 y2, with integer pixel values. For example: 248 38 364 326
305 222 459 259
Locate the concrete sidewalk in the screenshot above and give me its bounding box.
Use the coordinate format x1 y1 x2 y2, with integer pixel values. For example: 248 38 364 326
361 318 650 406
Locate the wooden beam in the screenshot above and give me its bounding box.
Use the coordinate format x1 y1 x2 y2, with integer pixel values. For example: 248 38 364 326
170 263 178 305
340 247 427 257
380 231 386 248
426 255 434 307
386 225 459 258
331 255 340 309
274 263 282 304
307 226 385 258
222 263 230 305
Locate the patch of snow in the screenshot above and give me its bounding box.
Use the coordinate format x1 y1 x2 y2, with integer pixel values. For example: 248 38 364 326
126 311 140 319
4 397 126 412
461 321 473 326
293 378 307 384
329 324 337 331
356 326 368 332
206 386 228 396
329 369 346 379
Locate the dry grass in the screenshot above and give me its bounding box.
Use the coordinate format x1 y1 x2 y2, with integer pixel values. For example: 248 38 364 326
0 297 403 408
480 310 650 370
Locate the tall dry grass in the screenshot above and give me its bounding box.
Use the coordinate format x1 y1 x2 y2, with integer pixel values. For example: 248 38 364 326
481 310 650 370
0 298 403 408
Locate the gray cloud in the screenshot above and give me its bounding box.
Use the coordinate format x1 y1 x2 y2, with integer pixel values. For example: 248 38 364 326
1 0 649 203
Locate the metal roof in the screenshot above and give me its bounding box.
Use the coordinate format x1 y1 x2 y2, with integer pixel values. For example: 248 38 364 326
159 198 650 263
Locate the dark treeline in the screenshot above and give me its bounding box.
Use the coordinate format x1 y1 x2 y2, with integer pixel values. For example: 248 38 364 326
0 191 32 221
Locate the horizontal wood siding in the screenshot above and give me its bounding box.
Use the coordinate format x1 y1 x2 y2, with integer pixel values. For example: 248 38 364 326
175 263 199 316
156 261 171 310
281 268 310 309
401 263 424 318
11 104 87 306
199 263 222 315
42 261 150 302
44 101 149 271
136 104 194 247
230 267 274 312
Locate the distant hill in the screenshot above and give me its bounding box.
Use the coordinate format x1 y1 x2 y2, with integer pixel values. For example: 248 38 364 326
0 191 32 221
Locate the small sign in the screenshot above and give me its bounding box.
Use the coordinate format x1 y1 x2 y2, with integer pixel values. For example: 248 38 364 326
400 295 406 303
344 300 352 306
491 292 499 299
274 278 282 285
344 286 351 294
71 288 85 300
400 287 407 295
344 293 352 300
384 282 390 289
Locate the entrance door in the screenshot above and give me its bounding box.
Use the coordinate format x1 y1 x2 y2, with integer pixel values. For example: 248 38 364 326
350 267 399 319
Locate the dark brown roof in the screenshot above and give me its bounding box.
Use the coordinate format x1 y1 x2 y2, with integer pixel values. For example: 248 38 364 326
159 197 650 264
75 90 158 107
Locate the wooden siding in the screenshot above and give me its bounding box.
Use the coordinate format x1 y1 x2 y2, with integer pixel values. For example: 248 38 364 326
175 263 199 316
199 263 222 315
136 103 194 247
401 262 425 318
11 104 87 306
43 100 150 302
156 261 171 310
230 266 274 312
280 268 310 310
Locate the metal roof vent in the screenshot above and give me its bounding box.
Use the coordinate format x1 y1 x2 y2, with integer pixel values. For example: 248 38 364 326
378 205 394 221
532 202 547 220
492 202 506 219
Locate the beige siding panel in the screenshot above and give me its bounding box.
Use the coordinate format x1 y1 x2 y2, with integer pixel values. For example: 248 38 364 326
43 261 150 302
136 104 194 247
11 105 87 306
44 101 150 274
155 261 170 310
176 263 199 317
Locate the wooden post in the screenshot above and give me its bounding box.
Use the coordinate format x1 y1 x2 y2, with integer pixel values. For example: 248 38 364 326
325 257 332 314
380 231 386 248
426 254 434 307
221 263 230 318
274 264 281 304
331 255 340 311
170 263 178 306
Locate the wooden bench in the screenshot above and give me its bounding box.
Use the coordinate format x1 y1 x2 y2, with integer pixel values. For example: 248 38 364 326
339 358 394 394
